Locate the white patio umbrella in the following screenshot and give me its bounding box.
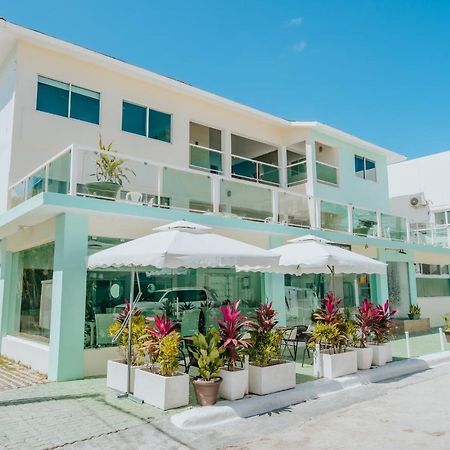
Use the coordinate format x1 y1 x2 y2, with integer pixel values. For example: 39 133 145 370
87 220 280 398
265 234 387 291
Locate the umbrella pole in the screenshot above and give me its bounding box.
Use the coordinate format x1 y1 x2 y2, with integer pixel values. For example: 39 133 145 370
330 266 335 293
126 269 134 396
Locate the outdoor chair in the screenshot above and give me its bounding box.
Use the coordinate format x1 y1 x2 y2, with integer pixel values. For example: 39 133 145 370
125 191 143 203
204 307 222 331
282 325 311 365
95 313 116 346
180 309 201 337
184 341 199 374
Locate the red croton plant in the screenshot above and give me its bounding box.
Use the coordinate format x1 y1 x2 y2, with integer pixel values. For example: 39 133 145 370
142 314 177 358
218 300 252 371
115 299 142 323
371 300 398 344
313 292 344 326
354 298 375 348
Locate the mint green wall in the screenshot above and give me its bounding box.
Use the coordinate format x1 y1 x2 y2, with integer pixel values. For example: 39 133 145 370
264 235 286 326
376 247 418 308
48 213 88 381
311 130 391 212
0 240 19 349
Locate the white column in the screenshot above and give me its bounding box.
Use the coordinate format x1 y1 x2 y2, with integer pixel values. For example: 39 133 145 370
305 140 317 228
222 130 232 178
278 146 287 188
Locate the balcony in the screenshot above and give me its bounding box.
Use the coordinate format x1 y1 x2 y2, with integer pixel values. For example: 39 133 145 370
8 144 438 248
189 144 223 174
410 225 450 248
316 161 338 186
287 160 307 186
231 155 280 186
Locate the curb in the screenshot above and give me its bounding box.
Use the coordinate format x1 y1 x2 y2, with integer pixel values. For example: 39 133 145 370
170 350 450 430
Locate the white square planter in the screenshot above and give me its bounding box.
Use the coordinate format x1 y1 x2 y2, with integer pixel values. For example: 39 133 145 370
106 359 142 393
369 344 388 366
350 347 373 370
219 367 248 400
321 349 357 378
248 361 296 395
134 369 189 410
384 341 393 362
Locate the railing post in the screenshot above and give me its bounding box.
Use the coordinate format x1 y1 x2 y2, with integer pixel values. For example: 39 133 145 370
376 211 382 238
278 146 287 188
406 220 411 243
211 176 220 214
157 166 163 206
69 145 79 196
44 164 49 193
272 189 279 223
348 206 353 234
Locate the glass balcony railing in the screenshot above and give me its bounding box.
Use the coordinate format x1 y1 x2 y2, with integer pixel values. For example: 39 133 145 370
411 226 450 248
278 192 310 227
9 144 442 247
189 144 223 174
220 179 273 221
316 161 338 185
320 200 349 232
287 160 307 186
231 155 280 186
381 213 407 241
352 208 378 237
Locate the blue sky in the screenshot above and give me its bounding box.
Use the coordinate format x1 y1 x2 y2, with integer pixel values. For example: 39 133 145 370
3 0 450 158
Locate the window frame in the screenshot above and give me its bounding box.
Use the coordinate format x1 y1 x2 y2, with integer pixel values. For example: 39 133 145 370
354 154 377 182
121 99 172 144
36 75 101 125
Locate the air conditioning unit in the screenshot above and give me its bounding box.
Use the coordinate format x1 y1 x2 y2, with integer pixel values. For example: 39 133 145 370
410 193 428 208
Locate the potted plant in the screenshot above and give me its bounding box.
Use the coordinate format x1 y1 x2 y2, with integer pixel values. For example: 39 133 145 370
85 136 135 199
134 314 189 410
350 299 374 370
191 328 224 406
408 304 421 320
217 300 251 400
369 300 397 366
309 293 357 378
443 314 450 342
106 301 147 393
247 303 296 395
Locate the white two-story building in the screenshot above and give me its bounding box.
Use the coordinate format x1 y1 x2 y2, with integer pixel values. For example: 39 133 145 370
0 19 449 381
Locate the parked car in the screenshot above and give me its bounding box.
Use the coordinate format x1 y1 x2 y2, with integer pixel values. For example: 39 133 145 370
113 287 218 316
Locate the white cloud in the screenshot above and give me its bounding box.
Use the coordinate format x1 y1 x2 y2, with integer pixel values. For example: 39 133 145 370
288 17 303 26
291 41 307 53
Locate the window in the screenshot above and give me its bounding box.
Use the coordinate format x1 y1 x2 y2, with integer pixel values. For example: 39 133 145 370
122 100 172 143
149 109 171 142
36 76 100 124
354 155 377 181
417 278 450 297
122 101 146 136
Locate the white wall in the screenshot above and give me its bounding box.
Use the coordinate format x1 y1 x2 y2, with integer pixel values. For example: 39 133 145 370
1 335 49 374
0 48 17 212
417 297 450 327
389 151 450 211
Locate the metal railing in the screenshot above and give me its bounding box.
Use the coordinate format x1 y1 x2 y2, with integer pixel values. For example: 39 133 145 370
316 161 338 186
8 143 441 247
189 144 223 174
287 160 307 186
231 154 280 186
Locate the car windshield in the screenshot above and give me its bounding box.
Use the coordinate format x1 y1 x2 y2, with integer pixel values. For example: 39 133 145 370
146 291 168 302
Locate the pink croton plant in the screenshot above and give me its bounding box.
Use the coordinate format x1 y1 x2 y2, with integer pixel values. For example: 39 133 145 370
371 300 398 344
354 298 375 348
218 300 252 371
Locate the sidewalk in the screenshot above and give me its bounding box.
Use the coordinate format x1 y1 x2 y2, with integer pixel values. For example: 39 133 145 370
0 377 168 450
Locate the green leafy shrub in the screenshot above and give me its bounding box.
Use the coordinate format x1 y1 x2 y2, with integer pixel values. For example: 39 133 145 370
247 303 284 367
157 332 181 377
108 314 147 365
191 328 224 381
